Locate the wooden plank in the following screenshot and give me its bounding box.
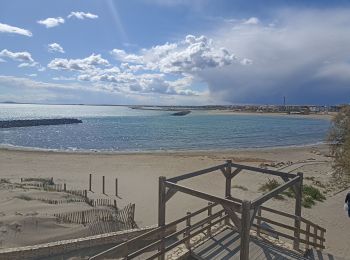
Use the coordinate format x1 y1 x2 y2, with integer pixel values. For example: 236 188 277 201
165 181 241 211
240 200 251 260
164 187 177 202
222 205 241 230
293 172 303 251
167 163 228 182
251 176 300 208
158 176 166 260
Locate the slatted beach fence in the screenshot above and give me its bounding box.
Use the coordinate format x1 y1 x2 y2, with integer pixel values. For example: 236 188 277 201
54 203 137 229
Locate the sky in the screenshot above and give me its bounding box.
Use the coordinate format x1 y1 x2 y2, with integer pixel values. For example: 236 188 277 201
1 0 350 105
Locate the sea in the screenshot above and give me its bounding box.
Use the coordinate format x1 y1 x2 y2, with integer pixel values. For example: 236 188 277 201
0 104 331 152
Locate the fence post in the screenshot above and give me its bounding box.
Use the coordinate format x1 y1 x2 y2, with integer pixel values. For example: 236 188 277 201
305 223 310 249
207 202 212 237
185 212 191 249
240 200 251 260
64 183 66 192
158 176 166 260
257 207 262 237
102 176 105 194
293 172 303 251
89 174 92 192
115 178 118 197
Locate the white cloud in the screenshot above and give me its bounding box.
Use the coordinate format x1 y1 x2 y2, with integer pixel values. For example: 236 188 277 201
110 49 144 63
68 11 98 20
37 17 65 28
0 22 32 37
18 62 39 68
242 17 260 25
48 54 110 71
48 43 65 53
111 35 240 75
0 49 34 63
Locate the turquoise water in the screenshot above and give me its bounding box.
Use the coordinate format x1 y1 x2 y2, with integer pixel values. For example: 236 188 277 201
0 104 330 152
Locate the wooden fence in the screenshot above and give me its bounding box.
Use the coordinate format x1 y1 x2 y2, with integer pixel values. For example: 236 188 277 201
54 203 136 229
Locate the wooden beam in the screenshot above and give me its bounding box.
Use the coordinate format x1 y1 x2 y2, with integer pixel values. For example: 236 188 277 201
230 162 296 178
158 176 166 260
240 200 251 260
293 172 303 251
251 175 301 208
165 181 241 211
164 187 178 202
222 204 241 229
231 168 242 178
167 163 228 182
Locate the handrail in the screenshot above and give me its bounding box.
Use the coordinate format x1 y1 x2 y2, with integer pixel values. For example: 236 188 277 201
253 205 326 250
89 203 224 259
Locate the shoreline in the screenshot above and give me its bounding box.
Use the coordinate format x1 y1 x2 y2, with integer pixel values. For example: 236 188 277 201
205 110 335 120
0 141 328 156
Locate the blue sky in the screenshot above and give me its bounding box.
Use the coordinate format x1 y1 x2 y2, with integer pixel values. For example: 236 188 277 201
1 0 350 105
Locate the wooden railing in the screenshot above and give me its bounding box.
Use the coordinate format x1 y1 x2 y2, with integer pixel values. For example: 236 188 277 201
89 203 227 259
252 206 326 250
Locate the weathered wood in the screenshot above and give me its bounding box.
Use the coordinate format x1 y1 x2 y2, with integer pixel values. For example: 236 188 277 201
240 200 251 260
89 174 92 191
223 204 241 230
185 212 191 249
165 181 241 211
251 175 300 208
164 187 177 202
167 163 228 182
115 178 118 197
102 176 105 194
207 202 212 236
158 176 166 260
257 207 262 237
293 172 303 251
305 223 310 249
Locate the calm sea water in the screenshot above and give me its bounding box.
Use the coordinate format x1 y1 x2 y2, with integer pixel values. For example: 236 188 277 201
0 104 330 152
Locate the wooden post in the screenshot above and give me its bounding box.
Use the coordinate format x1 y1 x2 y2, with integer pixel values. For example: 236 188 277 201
89 174 92 191
84 189 87 198
305 223 310 249
102 176 105 194
158 176 166 260
207 202 212 237
225 160 232 226
225 160 232 198
115 178 118 197
240 200 251 260
257 207 262 237
114 199 117 209
185 212 191 249
64 183 66 192
293 172 303 251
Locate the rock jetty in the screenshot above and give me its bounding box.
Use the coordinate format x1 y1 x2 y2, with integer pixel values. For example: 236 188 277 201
0 118 82 128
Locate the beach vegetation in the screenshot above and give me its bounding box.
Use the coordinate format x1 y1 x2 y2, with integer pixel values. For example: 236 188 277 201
258 180 326 207
232 185 248 191
328 105 350 181
15 194 33 201
0 178 10 184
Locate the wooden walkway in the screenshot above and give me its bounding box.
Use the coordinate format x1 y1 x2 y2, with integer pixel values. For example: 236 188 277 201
191 227 308 260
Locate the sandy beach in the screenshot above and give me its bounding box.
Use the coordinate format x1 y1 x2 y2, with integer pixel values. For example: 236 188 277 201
0 145 349 258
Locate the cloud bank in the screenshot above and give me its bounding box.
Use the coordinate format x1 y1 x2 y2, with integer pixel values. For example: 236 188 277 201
198 9 350 104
